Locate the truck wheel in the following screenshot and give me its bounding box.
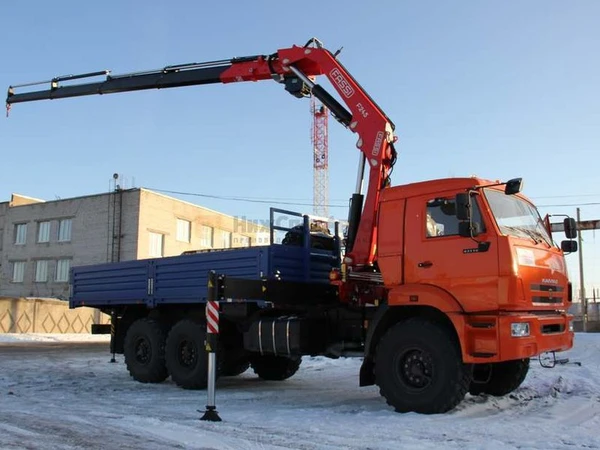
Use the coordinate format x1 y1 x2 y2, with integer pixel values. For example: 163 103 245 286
123 318 168 383
222 359 250 377
221 348 250 376
250 355 302 381
165 320 211 389
469 359 530 396
374 318 472 414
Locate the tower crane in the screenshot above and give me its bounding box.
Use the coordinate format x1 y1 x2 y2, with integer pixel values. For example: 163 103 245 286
311 97 329 218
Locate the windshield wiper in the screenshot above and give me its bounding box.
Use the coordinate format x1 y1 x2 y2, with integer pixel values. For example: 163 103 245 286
503 226 540 244
518 226 552 246
521 228 542 244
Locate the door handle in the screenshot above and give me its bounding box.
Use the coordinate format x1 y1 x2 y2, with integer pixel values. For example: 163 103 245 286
418 261 433 268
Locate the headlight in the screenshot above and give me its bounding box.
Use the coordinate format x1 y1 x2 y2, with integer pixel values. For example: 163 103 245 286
568 321 574 332
511 322 530 337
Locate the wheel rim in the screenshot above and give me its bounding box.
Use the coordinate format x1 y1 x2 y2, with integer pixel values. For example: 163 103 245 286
177 338 198 369
134 337 152 365
396 347 433 391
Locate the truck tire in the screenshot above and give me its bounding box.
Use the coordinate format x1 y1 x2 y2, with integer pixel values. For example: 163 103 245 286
123 318 169 383
165 320 211 390
222 359 250 377
250 355 302 381
221 348 250 377
469 359 530 396
374 318 472 414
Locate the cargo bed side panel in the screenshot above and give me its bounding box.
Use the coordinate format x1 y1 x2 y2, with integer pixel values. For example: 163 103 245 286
153 248 267 305
71 259 149 307
269 245 338 284
70 244 336 309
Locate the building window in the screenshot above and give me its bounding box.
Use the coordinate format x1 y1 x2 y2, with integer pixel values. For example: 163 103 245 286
199 225 213 248
55 259 71 282
221 231 232 248
12 261 26 282
14 223 27 245
35 260 49 282
176 218 191 243
38 221 51 243
58 219 72 242
149 232 164 257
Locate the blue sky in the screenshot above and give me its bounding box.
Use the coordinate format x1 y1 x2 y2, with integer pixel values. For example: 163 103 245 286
1 1 599 294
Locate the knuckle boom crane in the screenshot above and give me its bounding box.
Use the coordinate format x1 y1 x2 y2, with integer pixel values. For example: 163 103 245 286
7 38 397 274
7 38 575 415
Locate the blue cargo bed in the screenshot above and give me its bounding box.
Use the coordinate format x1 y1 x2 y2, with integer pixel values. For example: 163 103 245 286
70 244 338 309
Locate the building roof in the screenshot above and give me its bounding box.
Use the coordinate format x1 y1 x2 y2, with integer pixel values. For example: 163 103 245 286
3 188 269 231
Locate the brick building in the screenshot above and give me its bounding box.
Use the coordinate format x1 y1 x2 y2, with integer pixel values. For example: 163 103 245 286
0 188 266 299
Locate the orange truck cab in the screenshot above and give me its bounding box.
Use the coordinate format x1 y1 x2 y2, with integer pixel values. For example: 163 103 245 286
377 176 574 366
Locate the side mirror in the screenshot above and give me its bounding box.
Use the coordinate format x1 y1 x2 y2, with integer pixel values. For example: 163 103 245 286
504 178 523 195
455 193 471 221
563 218 577 239
459 221 481 238
561 240 578 253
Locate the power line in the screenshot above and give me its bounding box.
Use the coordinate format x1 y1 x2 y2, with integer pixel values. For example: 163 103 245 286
144 187 349 208
532 193 599 200
144 186 600 209
538 202 600 208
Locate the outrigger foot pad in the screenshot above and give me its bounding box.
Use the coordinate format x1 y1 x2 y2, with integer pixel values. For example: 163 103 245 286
199 406 222 422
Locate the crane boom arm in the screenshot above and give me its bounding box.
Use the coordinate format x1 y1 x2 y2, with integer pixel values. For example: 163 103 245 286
6 63 230 103
6 39 397 269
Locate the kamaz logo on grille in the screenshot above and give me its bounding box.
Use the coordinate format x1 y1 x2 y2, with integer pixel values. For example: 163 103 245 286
330 68 354 98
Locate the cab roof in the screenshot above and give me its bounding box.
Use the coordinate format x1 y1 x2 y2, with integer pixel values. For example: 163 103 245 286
381 177 506 202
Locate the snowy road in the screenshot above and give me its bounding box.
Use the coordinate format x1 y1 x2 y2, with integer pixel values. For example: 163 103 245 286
0 334 599 450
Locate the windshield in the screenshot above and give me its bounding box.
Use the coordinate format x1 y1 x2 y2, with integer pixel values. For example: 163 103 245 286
484 189 552 245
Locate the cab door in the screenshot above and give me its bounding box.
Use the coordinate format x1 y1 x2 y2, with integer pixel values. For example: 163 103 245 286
403 192 499 312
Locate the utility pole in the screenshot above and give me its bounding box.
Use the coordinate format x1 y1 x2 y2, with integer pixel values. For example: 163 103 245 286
576 208 587 332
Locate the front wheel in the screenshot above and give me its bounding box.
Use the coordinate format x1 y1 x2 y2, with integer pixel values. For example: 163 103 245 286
374 318 472 414
469 359 530 396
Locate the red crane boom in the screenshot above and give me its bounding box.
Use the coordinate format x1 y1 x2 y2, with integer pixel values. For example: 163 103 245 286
6 38 398 269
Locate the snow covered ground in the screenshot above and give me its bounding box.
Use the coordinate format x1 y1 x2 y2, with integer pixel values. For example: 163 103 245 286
0 333 111 344
0 333 598 450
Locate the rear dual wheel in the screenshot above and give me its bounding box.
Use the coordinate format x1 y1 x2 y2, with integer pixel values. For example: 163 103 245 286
250 355 302 381
125 318 300 388
123 318 169 383
221 347 250 377
165 319 211 389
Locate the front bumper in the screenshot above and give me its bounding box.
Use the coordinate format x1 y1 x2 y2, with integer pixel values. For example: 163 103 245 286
458 311 574 364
